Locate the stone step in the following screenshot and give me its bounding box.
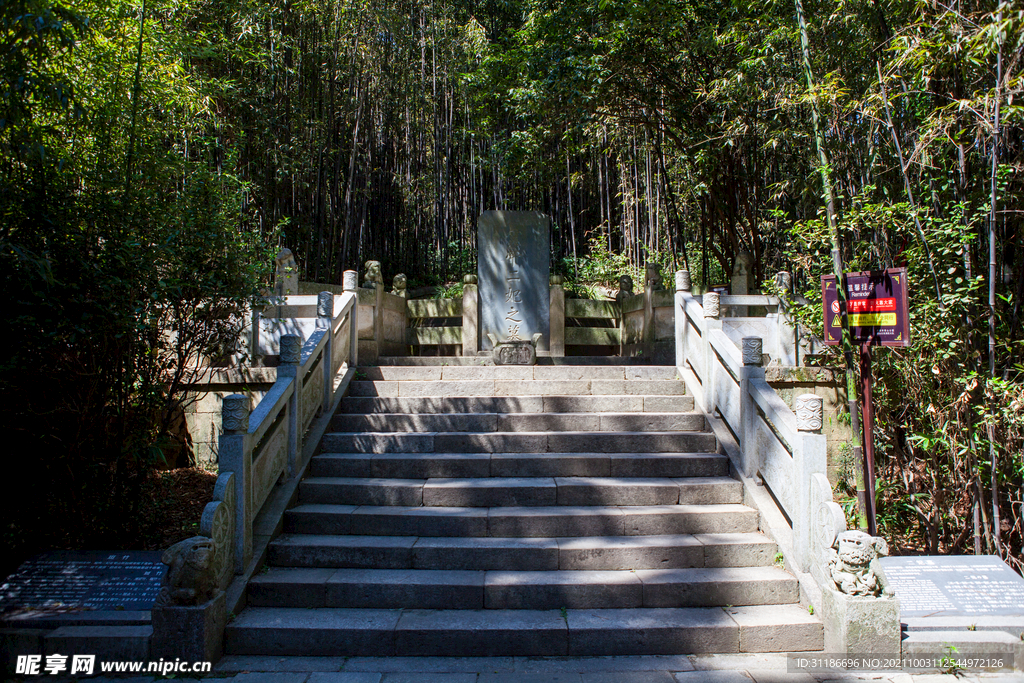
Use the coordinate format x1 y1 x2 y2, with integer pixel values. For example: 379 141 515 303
247 566 798 610
310 452 729 479
348 379 687 398
298 476 742 507
320 431 718 454
42 625 152 661
224 604 822 656
900 630 1022 664
270 531 776 570
281 504 759 541
376 356 655 366
358 365 680 381
340 395 695 414
331 412 705 433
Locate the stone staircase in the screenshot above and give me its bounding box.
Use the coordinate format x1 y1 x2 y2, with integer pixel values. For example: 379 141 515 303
225 361 822 656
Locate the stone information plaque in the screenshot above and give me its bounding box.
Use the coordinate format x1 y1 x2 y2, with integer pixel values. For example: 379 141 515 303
477 211 550 351
0 550 166 612
879 555 1024 618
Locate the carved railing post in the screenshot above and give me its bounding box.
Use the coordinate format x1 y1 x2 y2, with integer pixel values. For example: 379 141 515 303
549 275 565 357
463 274 479 357
343 270 359 368
218 394 251 573
279 334 302 477
674 271 689 370
739 337 765 479
792 393 827 571
319 292 334 413
642 272 655 357
702 292 721 415
676 269 691 293
374 274 384 362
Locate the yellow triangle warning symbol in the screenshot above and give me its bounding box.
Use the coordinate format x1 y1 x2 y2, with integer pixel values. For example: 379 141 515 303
831 314 841 328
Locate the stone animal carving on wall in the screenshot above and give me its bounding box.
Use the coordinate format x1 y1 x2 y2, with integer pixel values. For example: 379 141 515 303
362 261 383 289
391 273 408 298
615 275 634 304
155 536 218 607
644 262 663 290
828 530 891 597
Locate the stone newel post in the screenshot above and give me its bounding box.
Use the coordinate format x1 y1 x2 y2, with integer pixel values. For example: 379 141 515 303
317 291 334 319
549 274 565 357
463 274 479 356
739 337 765 478
219 394 251 573
674 271 688 369
343 270 359 367
279 334 302 476
792 393 826 572
701 292 722 415
319 292 334 413
675 269 691 292
702 292 721 319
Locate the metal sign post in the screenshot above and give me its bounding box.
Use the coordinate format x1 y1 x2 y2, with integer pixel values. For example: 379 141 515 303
822 268 910 535
860 342 877 534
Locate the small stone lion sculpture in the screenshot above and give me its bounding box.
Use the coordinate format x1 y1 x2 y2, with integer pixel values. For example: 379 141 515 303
615 275 634 304
362 260 383 289
828 530 891 597
645 262 664 290
391 273 408 298
155 536 218 607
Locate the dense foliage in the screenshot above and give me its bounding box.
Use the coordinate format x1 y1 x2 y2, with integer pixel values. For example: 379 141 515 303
0 0 272 574
1 0 1021 567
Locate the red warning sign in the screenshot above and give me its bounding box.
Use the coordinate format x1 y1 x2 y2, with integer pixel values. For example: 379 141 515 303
821 268 910 347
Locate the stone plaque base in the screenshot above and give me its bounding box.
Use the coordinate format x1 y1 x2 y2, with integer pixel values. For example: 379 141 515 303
822 586 900 655
493 340 537 366
151 590 225 662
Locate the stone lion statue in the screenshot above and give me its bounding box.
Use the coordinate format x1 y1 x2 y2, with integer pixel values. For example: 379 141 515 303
615 275 634 304
645 262 663 290
391 273 408 298
155 536 218 607
828 530 891 597
362 260 383 289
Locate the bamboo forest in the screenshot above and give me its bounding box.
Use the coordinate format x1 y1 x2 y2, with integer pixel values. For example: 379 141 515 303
1 0 1022 574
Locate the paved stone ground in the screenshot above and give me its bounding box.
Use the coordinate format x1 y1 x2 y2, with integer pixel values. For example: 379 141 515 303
42 654 1020 682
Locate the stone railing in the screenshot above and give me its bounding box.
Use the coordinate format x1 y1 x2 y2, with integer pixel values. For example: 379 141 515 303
674 273 841 574
210 273 359 584
620 287 675 362
150 273 360 662
331 270 676 360
673 269 902 654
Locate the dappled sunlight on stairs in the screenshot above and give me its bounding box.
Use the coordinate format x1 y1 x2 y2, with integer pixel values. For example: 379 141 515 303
225 362 822 656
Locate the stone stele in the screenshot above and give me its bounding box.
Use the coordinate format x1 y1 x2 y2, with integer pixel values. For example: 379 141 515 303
477 211 550 351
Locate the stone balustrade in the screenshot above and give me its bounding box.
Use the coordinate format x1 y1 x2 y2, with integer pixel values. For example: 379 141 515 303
209 276 359 582
673 269 899 655
675 270 834 572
